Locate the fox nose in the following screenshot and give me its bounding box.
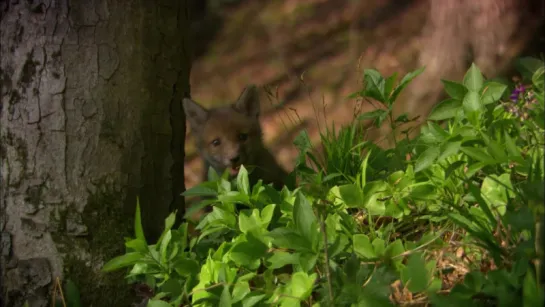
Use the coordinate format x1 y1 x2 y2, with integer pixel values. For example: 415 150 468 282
230 155 240 163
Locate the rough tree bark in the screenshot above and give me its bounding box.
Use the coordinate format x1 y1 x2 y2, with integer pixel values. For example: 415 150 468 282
0 0 191 306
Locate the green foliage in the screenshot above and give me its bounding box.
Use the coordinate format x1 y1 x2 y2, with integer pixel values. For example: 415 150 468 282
104 58 545 306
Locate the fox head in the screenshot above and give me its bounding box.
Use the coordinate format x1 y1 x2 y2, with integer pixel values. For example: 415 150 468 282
183 85 263 177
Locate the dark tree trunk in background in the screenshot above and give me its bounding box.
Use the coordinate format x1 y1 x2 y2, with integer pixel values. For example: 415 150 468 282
402 0 541 121
0 0 191 306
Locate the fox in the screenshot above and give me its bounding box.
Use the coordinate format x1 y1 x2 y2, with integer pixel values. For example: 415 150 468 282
183 85 289 190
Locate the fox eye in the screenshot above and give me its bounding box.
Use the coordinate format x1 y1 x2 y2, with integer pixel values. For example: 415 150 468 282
238 133 248 141
211 138 221 146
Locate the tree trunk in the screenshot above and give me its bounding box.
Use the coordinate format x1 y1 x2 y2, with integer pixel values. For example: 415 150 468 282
402 0 541 120
0 0 191 306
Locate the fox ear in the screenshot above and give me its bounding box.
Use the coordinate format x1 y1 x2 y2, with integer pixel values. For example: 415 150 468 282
234 85 260 118
183 98 209 131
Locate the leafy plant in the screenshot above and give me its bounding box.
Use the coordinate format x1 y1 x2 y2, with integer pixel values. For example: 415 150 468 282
103 57 545 306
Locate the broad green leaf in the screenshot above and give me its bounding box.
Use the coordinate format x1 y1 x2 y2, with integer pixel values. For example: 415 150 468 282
237 165 250 195
362 181 389 215
391 67 425 102
438 141 461 162
219 285 232 307
428 98 462 121
401 252 429 293
269 228 312 252
102 252 144 272
239 210 260 234
147 299 173 307
242 294 267 307
463 63 484 91
481 81 507 105
291 272 317 299
461 147 496 164
125 238 148 253
384 240 405 268
481 174 513 216
229 235 268 268
293 192 317 245
266 251 299 269
441 80 468 100
338 184 364 208
173 259 200 276
462 91 482 125
159 230 172 264
372 238 386 257
415 147 440 172
232 281 251 304
384 72 398 98
408 182 436 200
353 234 377 259
260 204 276 227
363 69 387 103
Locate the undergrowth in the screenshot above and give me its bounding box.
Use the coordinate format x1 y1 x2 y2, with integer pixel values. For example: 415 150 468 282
99 57 544 307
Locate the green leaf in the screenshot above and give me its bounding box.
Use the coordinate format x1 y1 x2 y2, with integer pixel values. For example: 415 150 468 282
266 251 299 269
462 91 482 125
463 63 484 91
353 234 377 259
504 133 522 159
182 184 218 197
384 72 398 98
125 238 148 253
102 252 144 272
361 181 389 215
363 69 387 103
237 165 250 195
441 80 468 100
523 269 544 307
242 294 267 307
291 272 317 299
384 240 405 268
357 109 388 122
229 234 268 268
408 182 436 200
481 81 507 105
232 281 251 304
415 147 440 173
293 192 317 246
147 299 173 307
360 151 371 188
391 67 425 102
428 98 462 121
461 147 496 164
269 228 312 252
64 279 82 307
438 141 461 162
219 285 232 307
173 258 200 276
134 197 146 243
515 57 544 80
481 174 513 216
338 184 364 208
401 252 429 293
